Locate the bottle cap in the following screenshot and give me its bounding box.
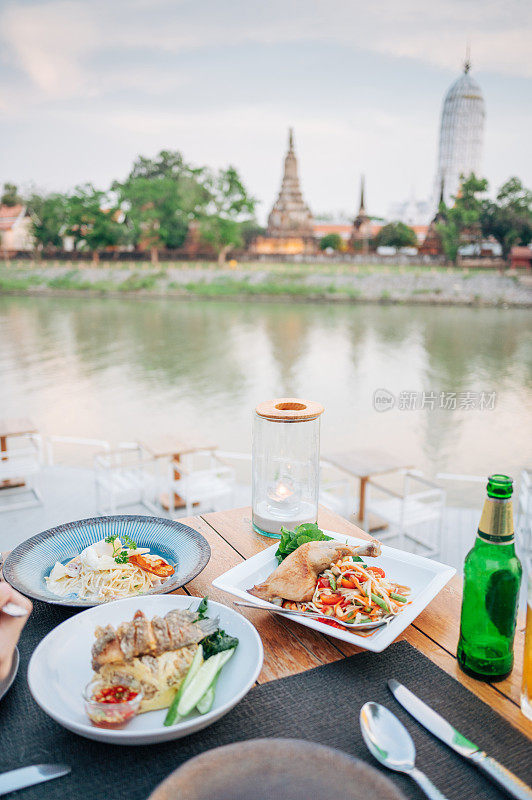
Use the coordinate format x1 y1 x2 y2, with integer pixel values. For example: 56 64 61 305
487 474 513 499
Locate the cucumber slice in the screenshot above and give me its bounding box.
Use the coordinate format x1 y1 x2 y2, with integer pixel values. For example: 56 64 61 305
164 645 203 726
196 685 215 714
177 649 235 718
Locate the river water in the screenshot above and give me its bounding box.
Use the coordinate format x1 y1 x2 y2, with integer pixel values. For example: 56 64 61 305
1 296 531 503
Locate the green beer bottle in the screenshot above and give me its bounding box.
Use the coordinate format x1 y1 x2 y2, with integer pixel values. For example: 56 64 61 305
457 474 522 681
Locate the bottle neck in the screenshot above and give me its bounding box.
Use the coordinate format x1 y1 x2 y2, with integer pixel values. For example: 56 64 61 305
477 496 514 545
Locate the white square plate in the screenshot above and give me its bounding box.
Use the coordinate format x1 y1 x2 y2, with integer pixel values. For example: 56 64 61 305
212 531 456 653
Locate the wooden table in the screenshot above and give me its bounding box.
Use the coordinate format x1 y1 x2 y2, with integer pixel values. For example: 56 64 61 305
0 416 38 489
175 504 531 739
139 436 216 510
323 449 413 524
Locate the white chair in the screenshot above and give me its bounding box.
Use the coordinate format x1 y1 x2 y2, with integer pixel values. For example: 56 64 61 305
319 461 353 518
46 435 111 466
516 469 532 559
0 434 43 511
94 445 160 515
167 450 235 515
364 471 446 557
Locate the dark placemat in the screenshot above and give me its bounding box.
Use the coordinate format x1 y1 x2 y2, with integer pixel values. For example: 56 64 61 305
1 601 531 800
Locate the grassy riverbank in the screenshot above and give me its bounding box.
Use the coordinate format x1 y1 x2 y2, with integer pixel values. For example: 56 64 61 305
0 261 530 307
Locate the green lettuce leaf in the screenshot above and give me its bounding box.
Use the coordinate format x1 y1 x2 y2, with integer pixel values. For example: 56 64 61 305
275 523 332 563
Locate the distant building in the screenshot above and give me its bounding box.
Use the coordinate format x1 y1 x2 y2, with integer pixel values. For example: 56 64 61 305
253 128 316 255
388 193 432 226
350 176 373 252
510 247 532 270
0 205 33 254
433 57 485 209
313 223 352 242
419 181 445 255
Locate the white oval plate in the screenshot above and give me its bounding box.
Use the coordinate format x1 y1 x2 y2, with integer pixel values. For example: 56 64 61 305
28 595 263 745
213 530 455 653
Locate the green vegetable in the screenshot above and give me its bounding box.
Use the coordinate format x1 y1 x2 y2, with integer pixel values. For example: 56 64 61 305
390 592 407 603
104 534 134 562
329 574 337 591
343 610 358 622
196 685 215 714
164 645 204 726
371 593 390 613
196 596 209 620
201 629 239 659
123 534 137 550
177 649 235 717
275 523 332 563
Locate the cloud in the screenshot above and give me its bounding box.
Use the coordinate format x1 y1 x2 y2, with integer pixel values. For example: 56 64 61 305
2 1 97 96
1 0 531 105
0 0 530 216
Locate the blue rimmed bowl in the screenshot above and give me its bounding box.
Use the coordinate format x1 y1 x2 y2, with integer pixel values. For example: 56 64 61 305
2 515 211 607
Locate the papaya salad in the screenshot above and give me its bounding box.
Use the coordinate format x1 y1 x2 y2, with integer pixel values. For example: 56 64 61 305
282 553 411 629
45 534 175 601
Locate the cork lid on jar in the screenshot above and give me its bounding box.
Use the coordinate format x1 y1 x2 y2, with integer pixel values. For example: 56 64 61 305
255 398 324 422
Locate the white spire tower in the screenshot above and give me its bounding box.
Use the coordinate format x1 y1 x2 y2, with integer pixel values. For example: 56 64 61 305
433 51 486 208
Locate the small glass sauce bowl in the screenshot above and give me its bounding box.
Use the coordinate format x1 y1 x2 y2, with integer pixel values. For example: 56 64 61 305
83 678 143 729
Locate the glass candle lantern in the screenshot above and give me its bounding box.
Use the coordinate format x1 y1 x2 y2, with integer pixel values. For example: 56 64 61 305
252 398 324 538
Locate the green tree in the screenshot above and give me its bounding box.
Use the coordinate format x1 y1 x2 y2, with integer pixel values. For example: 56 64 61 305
27 192 68 254
481 177 532 262
375 221 417 249
199 166 256 264
240 220 266 248
436 173 488 264
64 184 124 264
319 233 343 251
114 150 209 262
1 183 22 207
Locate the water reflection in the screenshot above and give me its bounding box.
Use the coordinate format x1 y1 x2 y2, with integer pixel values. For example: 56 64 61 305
1 296 531 480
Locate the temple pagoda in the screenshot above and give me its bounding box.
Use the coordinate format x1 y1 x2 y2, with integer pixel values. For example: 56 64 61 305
252 128 316 255
350 176 373 252
267 128 314 237
420 179 445 256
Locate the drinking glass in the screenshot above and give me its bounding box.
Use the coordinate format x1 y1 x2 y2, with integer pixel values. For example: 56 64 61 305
521 573 532 720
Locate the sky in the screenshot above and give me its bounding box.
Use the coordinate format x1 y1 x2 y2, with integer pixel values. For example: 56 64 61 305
0 0 531 223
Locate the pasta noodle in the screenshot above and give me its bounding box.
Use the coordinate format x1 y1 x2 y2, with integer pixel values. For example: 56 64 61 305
46 560 163 600
45 537 173 601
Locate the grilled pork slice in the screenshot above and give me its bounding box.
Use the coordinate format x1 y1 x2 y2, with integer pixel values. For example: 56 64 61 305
249 540 382 603
92 609 217 670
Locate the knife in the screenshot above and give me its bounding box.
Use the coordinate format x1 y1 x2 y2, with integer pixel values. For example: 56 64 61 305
0 764 70 796
388 679 532 800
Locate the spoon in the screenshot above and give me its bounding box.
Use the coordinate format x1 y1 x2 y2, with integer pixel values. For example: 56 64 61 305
360 701 449 800
233 600 390 630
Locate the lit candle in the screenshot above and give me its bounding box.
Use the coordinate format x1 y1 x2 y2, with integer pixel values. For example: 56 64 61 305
267 476 298 509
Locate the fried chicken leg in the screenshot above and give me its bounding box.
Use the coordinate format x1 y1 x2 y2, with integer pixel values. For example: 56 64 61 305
249 540 381 603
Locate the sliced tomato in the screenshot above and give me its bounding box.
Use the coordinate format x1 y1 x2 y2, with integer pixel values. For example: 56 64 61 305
367 566 385 578
317 577 330 589
319 618 346 630
320 593 342 605
129 554 175 578
340 577 357 589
